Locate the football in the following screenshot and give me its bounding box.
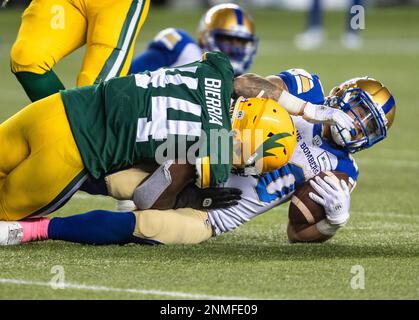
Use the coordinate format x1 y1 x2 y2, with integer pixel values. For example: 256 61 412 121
288 171 350 225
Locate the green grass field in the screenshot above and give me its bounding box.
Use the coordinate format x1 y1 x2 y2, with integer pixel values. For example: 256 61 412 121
0 6 418 300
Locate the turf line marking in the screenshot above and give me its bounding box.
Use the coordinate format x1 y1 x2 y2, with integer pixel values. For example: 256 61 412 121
0 278 250 300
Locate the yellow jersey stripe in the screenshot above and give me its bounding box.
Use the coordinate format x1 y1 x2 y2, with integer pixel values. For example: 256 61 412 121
300 75 312 93
201 156 211 188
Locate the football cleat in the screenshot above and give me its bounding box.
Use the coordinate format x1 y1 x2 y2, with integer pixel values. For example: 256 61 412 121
294 27 325 51
198 3 258 75
0 221 23 245
231 97 296 174
327 77 396 153
341 32 363 50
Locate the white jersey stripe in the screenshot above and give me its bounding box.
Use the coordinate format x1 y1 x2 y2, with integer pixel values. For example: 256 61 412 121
296 75 302 94
166 66 198 73
134 72 198 90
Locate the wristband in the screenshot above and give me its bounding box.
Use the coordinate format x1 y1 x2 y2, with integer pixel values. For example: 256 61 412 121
133 160 174 209
277 90 306 115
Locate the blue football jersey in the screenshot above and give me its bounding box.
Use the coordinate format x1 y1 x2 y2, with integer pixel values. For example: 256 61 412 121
208 69 359 235
129 28 203 74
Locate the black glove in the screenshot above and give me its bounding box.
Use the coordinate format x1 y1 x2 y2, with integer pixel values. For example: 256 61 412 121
174 184 242 210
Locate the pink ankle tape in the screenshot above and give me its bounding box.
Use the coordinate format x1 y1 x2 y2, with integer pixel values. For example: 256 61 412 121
20 218 50 242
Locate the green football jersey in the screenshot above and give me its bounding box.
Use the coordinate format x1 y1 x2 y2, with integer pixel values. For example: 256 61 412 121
61 51 234 187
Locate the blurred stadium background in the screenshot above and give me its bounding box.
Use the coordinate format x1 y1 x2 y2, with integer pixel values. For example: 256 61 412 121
0 0 418 299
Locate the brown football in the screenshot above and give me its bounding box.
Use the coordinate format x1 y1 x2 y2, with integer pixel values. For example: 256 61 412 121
288 171 350 225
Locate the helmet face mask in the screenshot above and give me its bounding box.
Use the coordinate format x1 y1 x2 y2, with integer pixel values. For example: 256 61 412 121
204 31 258 76
327 88 388 153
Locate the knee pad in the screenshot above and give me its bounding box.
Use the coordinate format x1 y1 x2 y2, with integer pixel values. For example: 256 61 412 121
133 209 213 245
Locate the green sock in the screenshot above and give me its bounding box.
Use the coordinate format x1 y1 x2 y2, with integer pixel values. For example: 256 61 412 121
14 70 65 102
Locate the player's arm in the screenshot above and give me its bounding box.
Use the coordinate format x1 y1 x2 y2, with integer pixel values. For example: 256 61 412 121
233 73 354 131
147 163 196 209
288 178 352 243
233 73 286 99
132 162 241 210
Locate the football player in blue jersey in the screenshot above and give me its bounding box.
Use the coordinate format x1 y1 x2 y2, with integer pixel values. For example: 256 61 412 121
129 3 258 76
0 70 395 246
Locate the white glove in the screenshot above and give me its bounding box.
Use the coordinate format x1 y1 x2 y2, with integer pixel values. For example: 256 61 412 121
303 103 355 132
309 176 351 226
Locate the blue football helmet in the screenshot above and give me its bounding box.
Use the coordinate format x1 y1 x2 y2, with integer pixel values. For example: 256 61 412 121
198 3 258 76
326 77 396 153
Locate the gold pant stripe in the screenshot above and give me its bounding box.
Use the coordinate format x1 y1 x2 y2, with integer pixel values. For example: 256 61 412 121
29 171 87 218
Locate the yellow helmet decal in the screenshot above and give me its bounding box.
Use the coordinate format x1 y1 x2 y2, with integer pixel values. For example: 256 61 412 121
251 132 293 163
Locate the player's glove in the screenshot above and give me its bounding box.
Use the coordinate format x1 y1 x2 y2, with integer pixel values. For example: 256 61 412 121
303 103 355 132
276 90 355 132
308 176 351 226
174 184 242 210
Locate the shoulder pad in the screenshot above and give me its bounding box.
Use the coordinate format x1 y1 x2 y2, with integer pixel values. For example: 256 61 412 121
277 68 325 105
150 28 196 52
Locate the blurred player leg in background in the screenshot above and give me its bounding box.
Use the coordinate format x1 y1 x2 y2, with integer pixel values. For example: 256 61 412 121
10 0 150 102
295 0 325 50
10 0 86 102
341 0 363 49
77 0 150 86
295 0 363 50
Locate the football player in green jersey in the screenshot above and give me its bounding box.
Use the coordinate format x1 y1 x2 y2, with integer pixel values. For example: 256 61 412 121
0 50 354 230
